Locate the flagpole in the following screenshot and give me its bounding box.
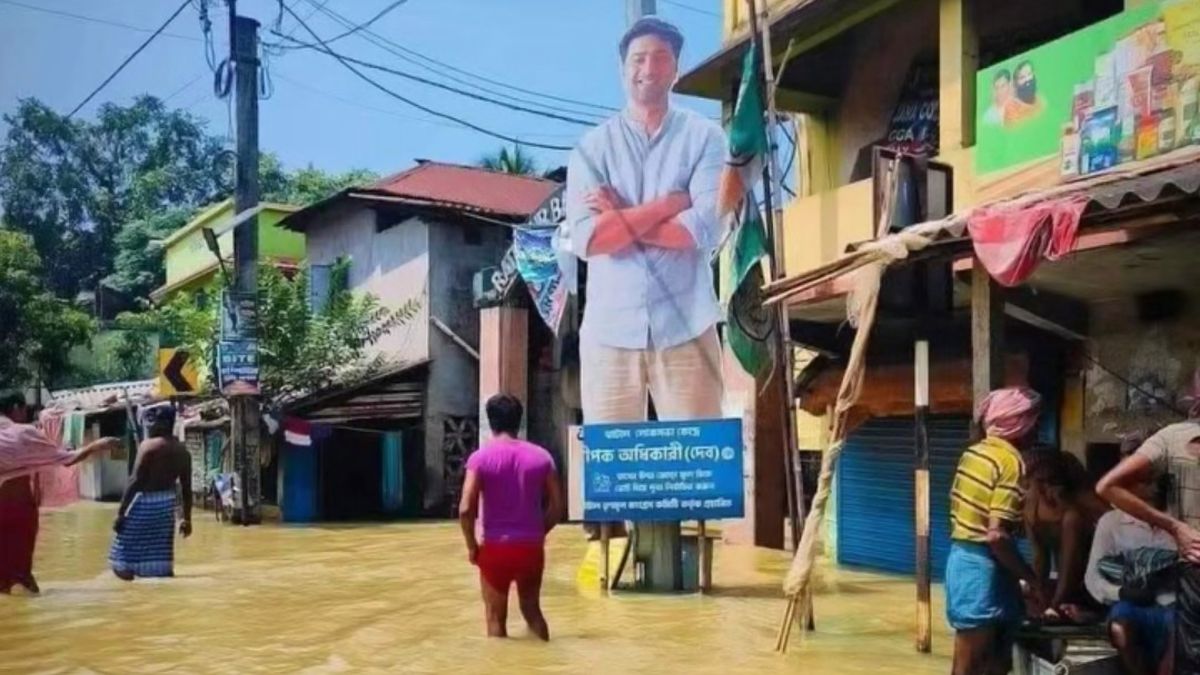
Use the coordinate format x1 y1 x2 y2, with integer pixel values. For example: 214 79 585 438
745 0 807 601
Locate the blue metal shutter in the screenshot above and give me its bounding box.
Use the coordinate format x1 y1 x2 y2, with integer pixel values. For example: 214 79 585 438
836 416 970 580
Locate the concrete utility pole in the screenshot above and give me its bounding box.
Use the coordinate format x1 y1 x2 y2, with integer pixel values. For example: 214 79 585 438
230 7 262 525
626 0 657 25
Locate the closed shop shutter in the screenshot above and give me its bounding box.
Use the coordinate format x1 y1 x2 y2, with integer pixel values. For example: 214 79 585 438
836 416 970 580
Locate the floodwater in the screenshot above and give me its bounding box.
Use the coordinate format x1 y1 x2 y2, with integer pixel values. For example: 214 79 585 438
2 503 953 674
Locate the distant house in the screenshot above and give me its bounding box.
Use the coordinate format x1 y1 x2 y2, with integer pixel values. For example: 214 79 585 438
278 161 559 519
151 198 304 302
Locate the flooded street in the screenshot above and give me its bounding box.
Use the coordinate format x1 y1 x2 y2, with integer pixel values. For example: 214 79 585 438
2 503 952 674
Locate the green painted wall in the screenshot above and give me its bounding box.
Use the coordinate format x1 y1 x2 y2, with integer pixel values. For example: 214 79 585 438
974 0 1200 175
162 201 304 293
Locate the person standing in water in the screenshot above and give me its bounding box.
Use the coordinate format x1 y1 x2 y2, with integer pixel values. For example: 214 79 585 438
110 405 192 580
459 394 563 640
946 387 1047 675
0 394 119 594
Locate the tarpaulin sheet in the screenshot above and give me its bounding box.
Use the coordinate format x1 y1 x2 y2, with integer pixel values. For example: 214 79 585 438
966 197 1088 287
513 227 567 333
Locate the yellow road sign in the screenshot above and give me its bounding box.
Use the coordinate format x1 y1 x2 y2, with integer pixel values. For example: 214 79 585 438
157 348 199 396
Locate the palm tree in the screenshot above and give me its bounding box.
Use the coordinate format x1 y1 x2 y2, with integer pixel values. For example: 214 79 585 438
478 145 538 176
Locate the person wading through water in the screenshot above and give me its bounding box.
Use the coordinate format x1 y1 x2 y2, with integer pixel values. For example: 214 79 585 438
110 405 192 580
0 394 119 594
459 394 563 640
946 387 1048 675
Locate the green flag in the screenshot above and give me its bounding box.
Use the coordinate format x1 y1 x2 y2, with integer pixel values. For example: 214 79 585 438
717 43 768 218
726 200 773 377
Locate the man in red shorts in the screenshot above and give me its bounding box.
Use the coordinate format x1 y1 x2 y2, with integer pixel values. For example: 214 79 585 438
459 394 563 640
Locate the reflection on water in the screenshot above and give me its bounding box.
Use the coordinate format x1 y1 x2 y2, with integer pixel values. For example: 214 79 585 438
2 502 951 673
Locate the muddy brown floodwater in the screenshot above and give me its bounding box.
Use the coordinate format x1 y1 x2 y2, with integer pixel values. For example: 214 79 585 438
1 502 952 674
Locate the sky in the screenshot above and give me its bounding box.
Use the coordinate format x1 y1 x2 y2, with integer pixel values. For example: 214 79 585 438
0 0 724 176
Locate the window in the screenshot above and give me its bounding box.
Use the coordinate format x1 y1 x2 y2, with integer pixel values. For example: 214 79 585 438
463 225 482 246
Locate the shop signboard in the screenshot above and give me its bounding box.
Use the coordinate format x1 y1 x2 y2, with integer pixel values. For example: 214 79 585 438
975 0 1200 177
581 418 744 522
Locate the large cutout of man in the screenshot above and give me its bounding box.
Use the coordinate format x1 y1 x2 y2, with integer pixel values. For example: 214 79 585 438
564 17 726 585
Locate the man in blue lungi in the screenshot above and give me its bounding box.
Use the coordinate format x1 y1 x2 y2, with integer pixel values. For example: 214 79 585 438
110 405 192 580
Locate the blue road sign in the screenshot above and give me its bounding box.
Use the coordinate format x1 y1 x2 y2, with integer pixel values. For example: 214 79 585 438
217 339 259 395
582 418 744 522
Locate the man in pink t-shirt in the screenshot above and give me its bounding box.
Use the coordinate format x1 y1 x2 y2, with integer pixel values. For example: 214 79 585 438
459 394 563 640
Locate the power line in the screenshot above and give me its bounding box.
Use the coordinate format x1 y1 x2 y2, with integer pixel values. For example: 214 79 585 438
163 72 207 104
279 3 573 151
66 0 194 119
278 0 408 50
270 2 610 120
272 70 579 140
660 0 721 18
0 0 200 41
270 35 599 126
299 0 618 114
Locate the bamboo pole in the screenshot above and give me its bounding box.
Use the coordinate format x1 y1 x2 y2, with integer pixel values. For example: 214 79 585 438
775 154 900 654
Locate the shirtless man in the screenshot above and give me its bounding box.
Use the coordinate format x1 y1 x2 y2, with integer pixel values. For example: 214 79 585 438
110 405 192 580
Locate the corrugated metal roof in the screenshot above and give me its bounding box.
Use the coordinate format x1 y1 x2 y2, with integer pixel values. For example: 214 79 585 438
282 161 560 232
767 150 1200 307
49 380 156 413
363 161 560 218
284 360 429 423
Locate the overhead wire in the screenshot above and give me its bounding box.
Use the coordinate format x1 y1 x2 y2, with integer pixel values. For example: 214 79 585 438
275 0 409 51
267 36 599 126
0 0 200 42
660 0 722 18
295 0 618 115
271 70 579 140
277 3 573 150
66 0 193 119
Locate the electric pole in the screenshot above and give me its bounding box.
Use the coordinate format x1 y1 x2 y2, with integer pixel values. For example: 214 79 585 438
626 0 657 25
230 7 261 525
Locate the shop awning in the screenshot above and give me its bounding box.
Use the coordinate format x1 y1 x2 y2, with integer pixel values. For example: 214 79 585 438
767 149 1200 310
283 360 429 424
675 0 892 102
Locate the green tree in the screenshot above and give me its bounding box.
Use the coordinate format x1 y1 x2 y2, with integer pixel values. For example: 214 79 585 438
261 157 378 206
103 207 194 299
478 145 539 176
114 260 416 405
0 229 95 387
102 157 377 303
0 97 228 297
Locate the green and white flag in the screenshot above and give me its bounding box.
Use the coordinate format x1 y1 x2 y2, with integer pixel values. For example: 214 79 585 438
717 42 768 219
726 200 773 377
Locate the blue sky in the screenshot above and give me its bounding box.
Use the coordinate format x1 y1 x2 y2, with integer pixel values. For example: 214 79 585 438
0 0 723 176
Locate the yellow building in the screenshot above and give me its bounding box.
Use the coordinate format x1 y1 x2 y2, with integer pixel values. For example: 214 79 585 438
151 198 304 302
679 0 1200 573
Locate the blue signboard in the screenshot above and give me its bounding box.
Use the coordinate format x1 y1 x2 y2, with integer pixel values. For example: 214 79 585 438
217 339 259 395
582 418 744 522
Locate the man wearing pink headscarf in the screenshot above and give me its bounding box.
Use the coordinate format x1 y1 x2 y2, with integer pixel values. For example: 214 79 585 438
0 395 119 594
947 386 1045 675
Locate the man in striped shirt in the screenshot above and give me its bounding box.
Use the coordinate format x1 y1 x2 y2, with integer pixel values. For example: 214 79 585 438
947 387 1047 675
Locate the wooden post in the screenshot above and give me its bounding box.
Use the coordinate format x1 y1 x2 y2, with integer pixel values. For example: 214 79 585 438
698 520 711 592
971 263 1005 409
914 338 932 653
600 523 611 594
752 0 816 629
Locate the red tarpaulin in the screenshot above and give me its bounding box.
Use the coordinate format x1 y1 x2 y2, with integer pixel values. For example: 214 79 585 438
967 197 1089 287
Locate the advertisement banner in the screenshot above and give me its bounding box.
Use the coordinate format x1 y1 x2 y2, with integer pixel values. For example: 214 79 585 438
975 0 1200 177
581 418 744 522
